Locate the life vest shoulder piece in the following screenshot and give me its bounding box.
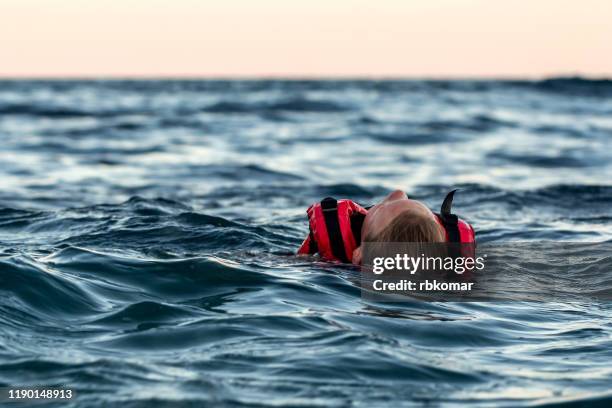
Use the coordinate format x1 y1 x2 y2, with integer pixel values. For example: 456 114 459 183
434 190 476 259
434 190 476 244
297 197 367 263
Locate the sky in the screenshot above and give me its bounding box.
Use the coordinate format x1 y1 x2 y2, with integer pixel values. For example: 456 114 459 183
1 0 611 78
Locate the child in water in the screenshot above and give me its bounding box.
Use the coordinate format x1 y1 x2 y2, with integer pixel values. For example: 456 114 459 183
298 190 475 264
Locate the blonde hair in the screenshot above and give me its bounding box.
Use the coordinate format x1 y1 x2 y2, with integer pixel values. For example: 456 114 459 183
364 210 445 243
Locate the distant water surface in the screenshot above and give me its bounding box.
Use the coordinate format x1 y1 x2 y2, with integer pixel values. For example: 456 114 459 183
0 79 611 407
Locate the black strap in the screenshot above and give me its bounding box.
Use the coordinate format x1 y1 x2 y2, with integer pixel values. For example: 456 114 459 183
438 190 461 243
320 197 349 263
440 189 457 217
436 190 463 264
308 227 318 254
350 212 366 246
438 213 460 243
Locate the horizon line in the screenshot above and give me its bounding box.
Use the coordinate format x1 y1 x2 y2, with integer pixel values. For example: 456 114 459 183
0 73 609 81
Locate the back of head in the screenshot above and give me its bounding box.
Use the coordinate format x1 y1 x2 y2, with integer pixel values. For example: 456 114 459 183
364 209 445 243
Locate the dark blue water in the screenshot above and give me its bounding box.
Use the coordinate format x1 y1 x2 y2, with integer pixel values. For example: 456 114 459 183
0 79 611 407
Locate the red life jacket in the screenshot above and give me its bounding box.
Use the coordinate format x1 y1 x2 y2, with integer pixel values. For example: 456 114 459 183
297 190 476 263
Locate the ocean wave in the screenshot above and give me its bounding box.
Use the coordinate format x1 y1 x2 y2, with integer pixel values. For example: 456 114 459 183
488 151 592 168
0 254 105 318
0 104 96 118
0 103 139 118
531 76 612 97
203 97 349 114
1 79 611 406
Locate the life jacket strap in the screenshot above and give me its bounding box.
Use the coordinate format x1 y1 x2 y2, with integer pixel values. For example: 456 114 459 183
438 189 461 243
320 197 349 263
350 212 366 246
307 228 318 254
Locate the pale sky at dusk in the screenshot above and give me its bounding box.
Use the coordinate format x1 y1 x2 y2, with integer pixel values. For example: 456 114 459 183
1 0 611 78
